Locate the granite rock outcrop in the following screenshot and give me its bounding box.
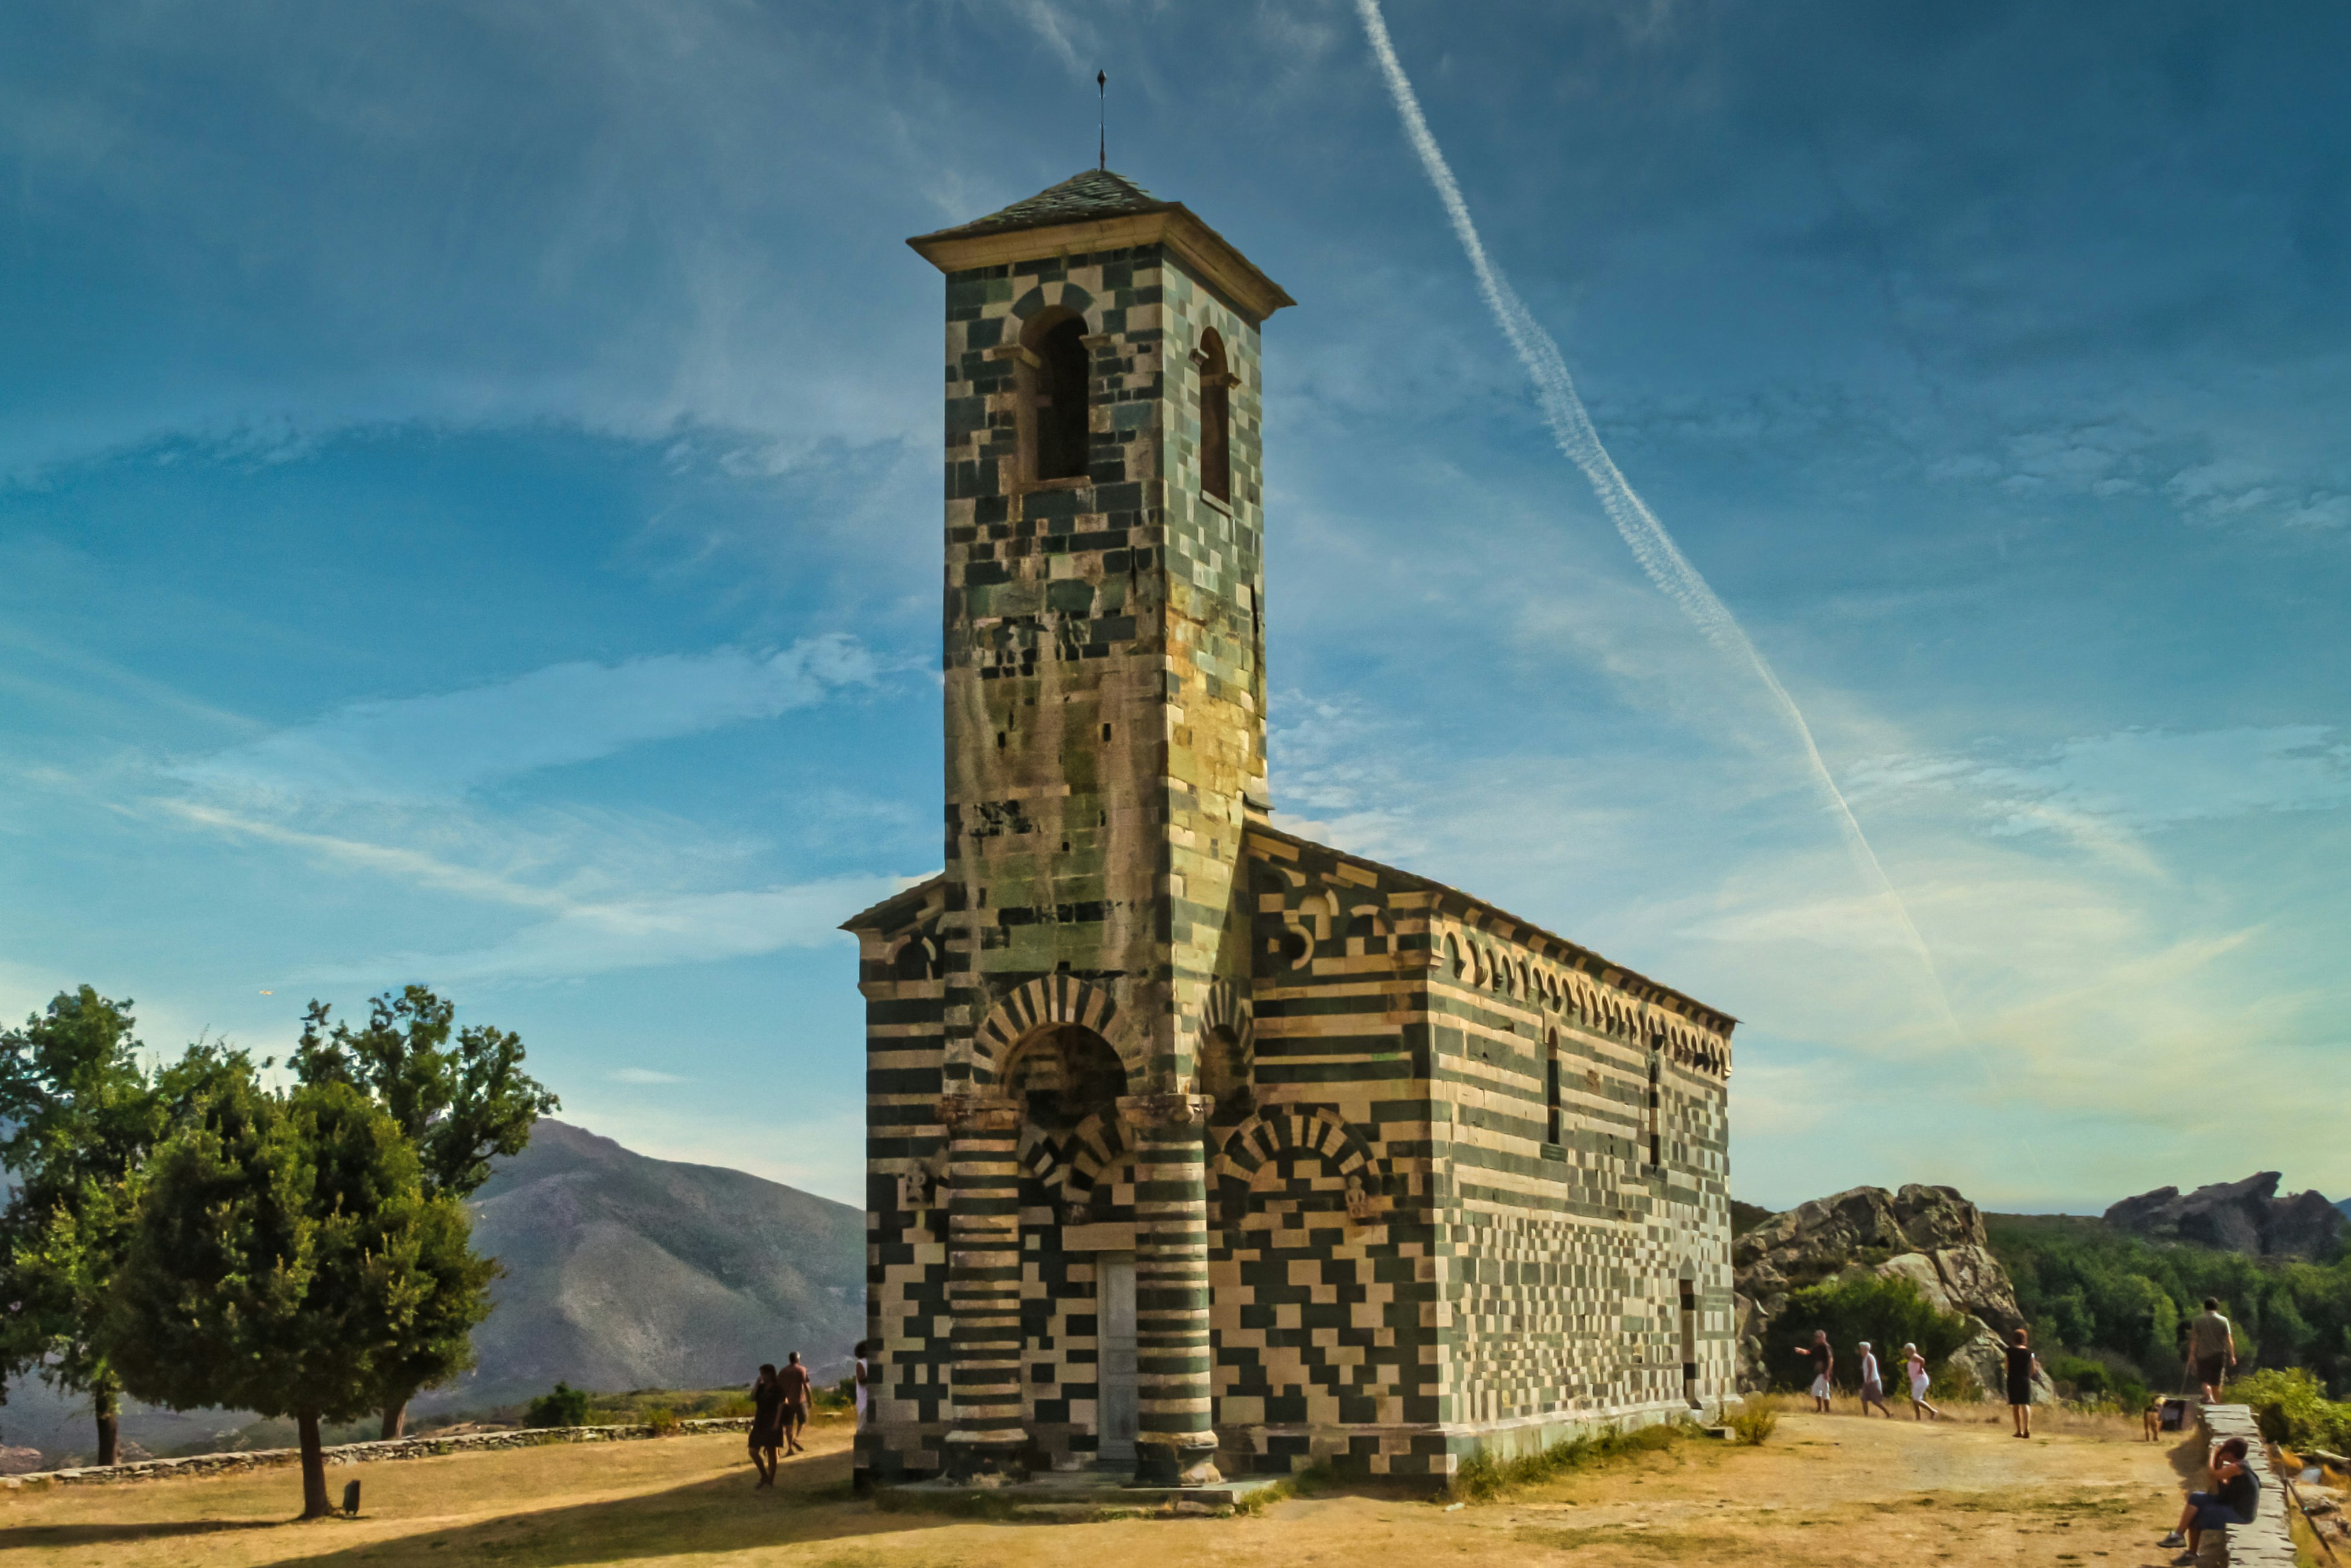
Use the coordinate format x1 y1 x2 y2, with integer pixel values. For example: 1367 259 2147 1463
2103 1173 2345 1258
1734 1183 2053 1400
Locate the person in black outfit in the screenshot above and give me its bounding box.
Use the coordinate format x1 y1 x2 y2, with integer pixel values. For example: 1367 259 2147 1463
2005 1327 2041 1438
2160 1435 2260 1563
748 1363 784 1488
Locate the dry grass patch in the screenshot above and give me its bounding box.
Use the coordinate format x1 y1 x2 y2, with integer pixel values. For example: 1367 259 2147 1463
0 1407 2186 1568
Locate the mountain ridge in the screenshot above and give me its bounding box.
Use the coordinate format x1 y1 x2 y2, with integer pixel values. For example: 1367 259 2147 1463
1 1118 866 1462
426 1118 866 1408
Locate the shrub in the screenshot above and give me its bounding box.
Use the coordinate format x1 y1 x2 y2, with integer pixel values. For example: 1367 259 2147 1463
642 1404 681 1436
2045 1353 2149 1414
1930 1362 1985 1403
2233 1368 2351 1452
1768 1274 1977 1393
526 1383 592 1429
714 1392 753 1418
1727 1397 1779 1445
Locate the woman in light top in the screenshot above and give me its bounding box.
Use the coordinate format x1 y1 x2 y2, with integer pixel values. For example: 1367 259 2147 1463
1857 1340 1894 1418
1901 1342 1941 1420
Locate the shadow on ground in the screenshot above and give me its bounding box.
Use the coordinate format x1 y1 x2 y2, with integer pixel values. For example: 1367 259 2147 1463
2166 1429 2209 1487
272 1450 1024 1568
0 1518 287 1547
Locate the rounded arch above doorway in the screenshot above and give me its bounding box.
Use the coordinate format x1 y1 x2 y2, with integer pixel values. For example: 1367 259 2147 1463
969 975 1130 1087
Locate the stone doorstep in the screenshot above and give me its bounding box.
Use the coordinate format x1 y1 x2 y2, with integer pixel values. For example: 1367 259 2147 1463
0 1417 757 1491
892 1470 1287 1511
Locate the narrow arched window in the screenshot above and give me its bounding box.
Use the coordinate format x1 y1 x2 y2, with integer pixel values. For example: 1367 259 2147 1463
1198 328 1231 504
1027 312 1091 482
1647 1050 1663 1168
1545 1030 1562 1147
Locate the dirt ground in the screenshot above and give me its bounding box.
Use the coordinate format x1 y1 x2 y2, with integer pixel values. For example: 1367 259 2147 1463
0 1403 2207 1567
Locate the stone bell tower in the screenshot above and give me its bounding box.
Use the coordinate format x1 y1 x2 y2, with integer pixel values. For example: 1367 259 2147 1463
905 169 1292 1483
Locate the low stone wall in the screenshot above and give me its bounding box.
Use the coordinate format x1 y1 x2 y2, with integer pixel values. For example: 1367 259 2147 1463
0 1417 755 1491
2197 1403 2295 1567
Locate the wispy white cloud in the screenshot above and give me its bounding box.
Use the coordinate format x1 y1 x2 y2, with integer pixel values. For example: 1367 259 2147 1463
1005 0 1086 73
153 787 926 983
1849 726 2351 840
1266 692 1423 863
173 636 880 804
379 877 912 983
608 1067 688 1084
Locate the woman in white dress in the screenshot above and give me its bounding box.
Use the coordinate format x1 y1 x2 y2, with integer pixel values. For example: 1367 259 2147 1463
1903 1341 1942 1420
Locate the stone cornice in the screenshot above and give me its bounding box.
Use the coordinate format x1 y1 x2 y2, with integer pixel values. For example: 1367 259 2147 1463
908 208 1296 327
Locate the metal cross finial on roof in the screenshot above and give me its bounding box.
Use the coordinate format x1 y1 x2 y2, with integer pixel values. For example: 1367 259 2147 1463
1097 70 1106 170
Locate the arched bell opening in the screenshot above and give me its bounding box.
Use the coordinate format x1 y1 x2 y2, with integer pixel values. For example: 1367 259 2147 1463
1001 1022 1127 1138
1020 306 1093 484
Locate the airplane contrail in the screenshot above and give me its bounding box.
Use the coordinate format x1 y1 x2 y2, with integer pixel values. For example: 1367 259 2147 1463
1354 0 1971 1052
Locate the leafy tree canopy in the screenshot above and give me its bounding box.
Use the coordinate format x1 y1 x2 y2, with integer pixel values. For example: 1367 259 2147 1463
526 1383 591 1429
293 984 557 1201
103 1068 495 1516
1987 1212 2351 1396
0 990 244 1462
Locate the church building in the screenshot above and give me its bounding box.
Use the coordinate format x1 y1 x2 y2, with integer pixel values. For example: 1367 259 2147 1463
845 169 1737 1489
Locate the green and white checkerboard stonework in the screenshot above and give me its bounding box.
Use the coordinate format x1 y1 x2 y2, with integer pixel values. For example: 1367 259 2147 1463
844 170 1738 1488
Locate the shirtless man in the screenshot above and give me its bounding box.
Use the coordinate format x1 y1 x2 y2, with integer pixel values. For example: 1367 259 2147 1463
777 1351 813 1456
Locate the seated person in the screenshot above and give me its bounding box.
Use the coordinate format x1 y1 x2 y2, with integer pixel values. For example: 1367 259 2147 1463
2160 1435 2260 1564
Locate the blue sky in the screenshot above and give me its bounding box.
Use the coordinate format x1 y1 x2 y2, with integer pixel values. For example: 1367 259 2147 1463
2 2 2344 1212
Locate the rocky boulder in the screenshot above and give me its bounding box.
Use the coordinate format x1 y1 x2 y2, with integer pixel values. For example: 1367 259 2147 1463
1734 1183 2051 1400
2104 1173 2346 1258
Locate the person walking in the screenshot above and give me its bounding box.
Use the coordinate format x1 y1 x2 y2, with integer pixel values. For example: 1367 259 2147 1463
747 1364 783 1488
777 1351 813 1456
1857 1340 1894 1418
1795 1328 1834 1413
2005 1327 2042 1438
2159 1433 2260 1565
2189 1298 2237 1402
1902 1342 1942 1421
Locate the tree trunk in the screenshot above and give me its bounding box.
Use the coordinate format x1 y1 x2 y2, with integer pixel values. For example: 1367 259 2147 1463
379 1398 408 1440
94 1386 120 1468
298 1413 330 1519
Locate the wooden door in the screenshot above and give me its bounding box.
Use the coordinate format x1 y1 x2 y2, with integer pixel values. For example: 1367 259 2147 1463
1097 1253 1138 1468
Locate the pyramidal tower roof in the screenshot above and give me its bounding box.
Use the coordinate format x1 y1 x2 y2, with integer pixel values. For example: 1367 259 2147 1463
922 168 1173 239
908 168 1294 325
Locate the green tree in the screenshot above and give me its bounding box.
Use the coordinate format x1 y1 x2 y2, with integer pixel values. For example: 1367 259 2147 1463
0 989 168 1466
1988 1212 2351 1397
102 1068 496 1518
292 985 556 1435
525 1383 591 1428
1767 1273 1977 1392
